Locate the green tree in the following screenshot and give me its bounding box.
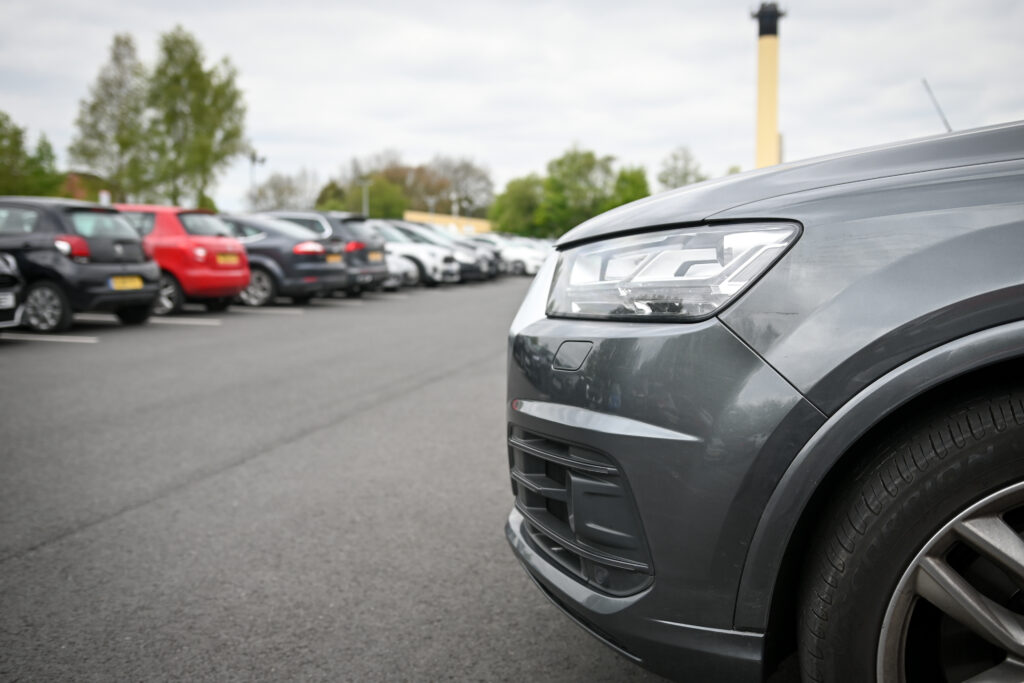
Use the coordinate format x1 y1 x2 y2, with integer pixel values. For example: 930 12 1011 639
315 179 346 208
147 26 247 206
68 34 150 201
602 166 650 212
0 111 63 196
344 175 407 218
488 174 544 235
536 147 615 236
657 146 708 190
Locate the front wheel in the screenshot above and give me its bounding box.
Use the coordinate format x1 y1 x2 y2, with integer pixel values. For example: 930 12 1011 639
23 281 72 333
290 294 312 305
799 386 1024 683
115 303 153 325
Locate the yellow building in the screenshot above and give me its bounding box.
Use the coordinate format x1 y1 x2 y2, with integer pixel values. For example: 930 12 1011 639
402 211 492 235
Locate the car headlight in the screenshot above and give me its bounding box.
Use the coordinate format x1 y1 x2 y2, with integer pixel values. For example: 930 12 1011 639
547 222 799 321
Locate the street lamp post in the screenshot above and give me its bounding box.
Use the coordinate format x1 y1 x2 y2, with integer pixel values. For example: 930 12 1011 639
360 179 372 216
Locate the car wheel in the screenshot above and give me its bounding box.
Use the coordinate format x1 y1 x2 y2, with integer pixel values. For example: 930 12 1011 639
204 298 231 312
799 386 1024 683
22 281 72 333
153 272 184 315
402 258 421 287
238 268 276 307
115 303 153 325
346 287 363 298
512 260 526 275
290 294 312 305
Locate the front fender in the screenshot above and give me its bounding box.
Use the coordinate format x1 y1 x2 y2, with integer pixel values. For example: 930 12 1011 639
733 318 1024 630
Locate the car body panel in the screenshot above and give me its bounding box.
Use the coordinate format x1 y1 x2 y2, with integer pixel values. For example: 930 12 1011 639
717 158 1024 415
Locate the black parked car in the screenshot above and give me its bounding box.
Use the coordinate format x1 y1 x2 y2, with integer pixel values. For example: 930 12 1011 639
264 210 388 296
0 197 159 332
220 214 348 306
0 251 24 329
504 121 1024 683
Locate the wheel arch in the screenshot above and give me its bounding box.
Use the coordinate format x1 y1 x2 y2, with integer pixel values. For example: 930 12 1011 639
736 320 1024 659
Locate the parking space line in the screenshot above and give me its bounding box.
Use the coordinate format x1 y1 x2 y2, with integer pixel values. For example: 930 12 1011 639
149 317 223 327
311 299 364 307
74 313 119 323
230 307 305 316
0 332 99 344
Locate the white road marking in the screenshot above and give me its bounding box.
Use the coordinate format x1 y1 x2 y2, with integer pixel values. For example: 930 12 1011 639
229 306 305 316
149 317 222 327
0 332 99 344
74 313 119 323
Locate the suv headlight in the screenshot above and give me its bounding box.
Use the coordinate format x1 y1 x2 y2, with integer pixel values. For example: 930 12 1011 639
547 222 799 321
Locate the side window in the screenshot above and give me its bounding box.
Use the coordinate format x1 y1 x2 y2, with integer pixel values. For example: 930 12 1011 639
0 207 42 234
120 212 156 236
289 218 326 236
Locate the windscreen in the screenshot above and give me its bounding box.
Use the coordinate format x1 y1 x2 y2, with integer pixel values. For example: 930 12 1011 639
237 215 321 240
332 217 377 241
68 210 139 239
179 213 232 236
367 220 413 243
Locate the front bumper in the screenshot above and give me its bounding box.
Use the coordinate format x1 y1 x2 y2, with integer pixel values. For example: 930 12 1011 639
505 259 823 681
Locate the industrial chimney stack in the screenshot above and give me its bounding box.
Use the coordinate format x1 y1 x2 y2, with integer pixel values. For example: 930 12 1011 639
753 3 784 168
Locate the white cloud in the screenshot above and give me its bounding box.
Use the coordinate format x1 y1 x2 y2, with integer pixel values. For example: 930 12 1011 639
1 0 1021 210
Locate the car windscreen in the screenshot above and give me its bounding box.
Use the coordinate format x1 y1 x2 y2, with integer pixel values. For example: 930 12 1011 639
403 222 458 246
331 218 377 241
68 210 139 239
179 213 232 236
367 220 413 243
119 212 156 236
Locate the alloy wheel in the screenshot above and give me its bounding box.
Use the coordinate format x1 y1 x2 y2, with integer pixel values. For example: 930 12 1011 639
153 274 180 315
24 286 63 331
878 481 1024 682
239 269 273 306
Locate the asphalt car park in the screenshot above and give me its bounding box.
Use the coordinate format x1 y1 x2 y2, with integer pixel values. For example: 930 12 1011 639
0 277 693 682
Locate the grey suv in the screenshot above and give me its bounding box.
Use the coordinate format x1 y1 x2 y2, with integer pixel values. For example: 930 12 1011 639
505 121 1024 682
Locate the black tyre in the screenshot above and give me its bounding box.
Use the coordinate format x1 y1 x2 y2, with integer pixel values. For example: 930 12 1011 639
204 297 231 312
799 386 1024 683
115 303 153 325
238 268 276 307
22 280 72 333
511 260 526 275
153 272 184 315
290 294 312 305
346 287 363 298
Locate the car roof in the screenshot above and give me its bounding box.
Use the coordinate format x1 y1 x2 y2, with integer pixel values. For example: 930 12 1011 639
0 196 112 210
115 204 212 214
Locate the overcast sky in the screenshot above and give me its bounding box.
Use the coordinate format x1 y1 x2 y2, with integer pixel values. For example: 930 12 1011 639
2 0 1022 210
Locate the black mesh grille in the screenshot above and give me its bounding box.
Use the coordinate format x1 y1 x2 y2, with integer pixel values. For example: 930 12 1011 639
509 425 653 596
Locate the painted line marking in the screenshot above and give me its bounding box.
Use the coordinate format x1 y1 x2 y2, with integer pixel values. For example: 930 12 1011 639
311 299 365 307
0 332 99 344
74 313 119 323
229 306 305 316
149 317 223 327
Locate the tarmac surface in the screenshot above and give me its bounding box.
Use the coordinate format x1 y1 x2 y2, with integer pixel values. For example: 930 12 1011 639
0 278 670 682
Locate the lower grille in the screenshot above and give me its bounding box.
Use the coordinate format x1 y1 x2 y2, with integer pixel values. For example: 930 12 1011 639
509 425 652 596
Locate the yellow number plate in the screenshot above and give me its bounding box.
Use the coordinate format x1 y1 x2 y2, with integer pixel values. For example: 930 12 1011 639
216 253 240 265
368 252 383 262
110 275 143 291
326 254 342 263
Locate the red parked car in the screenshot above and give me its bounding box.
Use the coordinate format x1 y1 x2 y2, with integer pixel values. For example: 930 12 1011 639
116 205 250 314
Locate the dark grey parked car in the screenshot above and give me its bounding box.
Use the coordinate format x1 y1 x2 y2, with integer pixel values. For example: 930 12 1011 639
220 214 348 305
264 210 388 296
505 121 1024 683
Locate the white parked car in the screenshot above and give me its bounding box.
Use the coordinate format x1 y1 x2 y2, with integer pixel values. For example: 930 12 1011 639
469 233 548 275
362 220 458 286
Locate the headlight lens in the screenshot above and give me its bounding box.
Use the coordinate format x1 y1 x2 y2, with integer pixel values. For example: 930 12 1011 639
547 222 799 321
